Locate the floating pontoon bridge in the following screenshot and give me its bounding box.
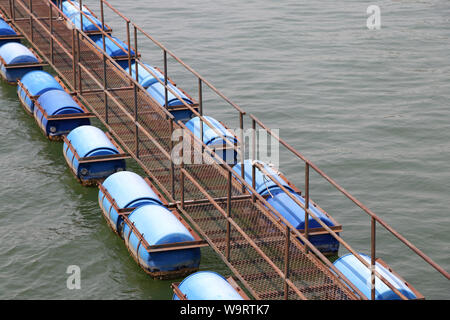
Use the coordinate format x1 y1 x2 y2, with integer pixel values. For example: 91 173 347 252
0 0 448 300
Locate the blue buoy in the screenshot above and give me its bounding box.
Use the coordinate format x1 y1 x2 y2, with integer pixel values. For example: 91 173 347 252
90 35 135 69
0 42 42 83
232 159 294 196
34 89 90 139
63 125 126 185
174 271 244 300
146 80 194 122
125 62 164 88
185 116 238 165
98 171 163 235
266 188 339 254
332 253 417 300
62 1 106 33
122 203 201 277
0 18 20 47
17 70 64 114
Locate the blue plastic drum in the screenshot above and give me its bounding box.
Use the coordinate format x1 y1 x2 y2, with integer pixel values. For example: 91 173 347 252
17 71 64 113
185 116 238 164
266 188 339 254
122 203 201 275
332 253 417 300
232 159 294 196
98 171 163 235
34 89 90 138
146 81 193 122
174 271 244 300
63 125 126 183
0 18 19 47
125 62 164 88
63 1 106 33
0 42 41 83
90 35 135 69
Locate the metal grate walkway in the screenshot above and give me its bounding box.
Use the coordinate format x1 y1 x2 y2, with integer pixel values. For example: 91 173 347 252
7 0 447 300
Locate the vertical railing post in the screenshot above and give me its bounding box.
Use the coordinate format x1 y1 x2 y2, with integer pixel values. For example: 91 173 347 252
126 20 132 78
134 83 139 158
9 0 13 21
49 3 54 65
304 162 310 253
198 79 204 156
284 224 290 300
179 133 184 208
29 0 33 42
163 50 168 108
77 29 82 94
169 118 175 199
371 217 376 300
134 25 138 80
100 0 108 123
226 170 232 260
72 28 77 90
239 112 245 192
79 0 84 32
251 118 256 202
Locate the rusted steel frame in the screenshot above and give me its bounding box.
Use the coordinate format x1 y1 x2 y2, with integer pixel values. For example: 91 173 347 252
79 0 83 34
100 0 108 124
33 98 93 121
226 277 251 300
284 224 290 300
168 194 252 208
255 162 408 300
99 183 206 253
133 82 139 158
76 29 82 94
49 2 54 64
180 133 185 208
178 122 364 299
135 61 241 153
226 170 232 260
72 28 76 89
101 0 130 23
180 165 308 300
163 50 168 110
61 0 127 55
28 0 32 41
130 22 246 115
126 20 132 77
171 283 188 300
169 118 175 198
176 204 259 300
249 114 450 280
251 118 256 202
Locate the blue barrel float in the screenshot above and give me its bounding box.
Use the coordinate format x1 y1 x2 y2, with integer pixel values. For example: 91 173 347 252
90 35 136 69
333 253 420 300
173 271 246 300
126 61 196 122
0 42 43 84
233 159 342 255
185 116 238 165
98 171 206 279
33 89 91 140
17 70 64 114
63 125 128 186
0 16 22 47
122 203 202 279
98 171 164 235
61 0 110 34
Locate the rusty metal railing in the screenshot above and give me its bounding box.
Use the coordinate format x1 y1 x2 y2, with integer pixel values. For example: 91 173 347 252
91 0 449 298
3 0 448 299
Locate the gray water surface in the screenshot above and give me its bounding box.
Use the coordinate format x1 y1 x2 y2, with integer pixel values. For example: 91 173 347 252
0 0 449 299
